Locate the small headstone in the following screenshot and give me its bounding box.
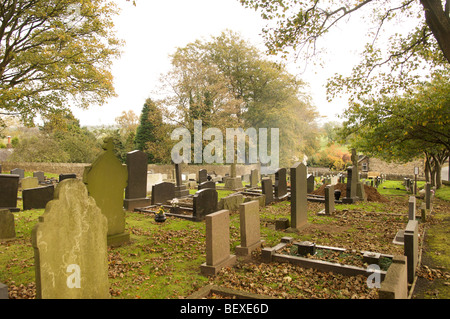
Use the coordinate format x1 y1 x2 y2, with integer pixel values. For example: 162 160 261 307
83 137 129 247
59 173 76 182
0 174 19 211
32 179 110 299
193 188 218 221
151 182 175 205
250 169 259 188
198 181 216 190
10 168 24 179
261 178 273 205
200 210 236 276
325 185 335 215
235 201 263 256
275 218 290 230
22 185 54 210
33 171 45 183
307 174 315 193
290 162 307 229
21 176 39 190
274 168 287 200
0 209 16 241
198 169 208 184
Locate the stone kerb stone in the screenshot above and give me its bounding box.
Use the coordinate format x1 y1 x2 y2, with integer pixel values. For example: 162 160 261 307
235 201 263 257
32 179 110 299
200 210 236 276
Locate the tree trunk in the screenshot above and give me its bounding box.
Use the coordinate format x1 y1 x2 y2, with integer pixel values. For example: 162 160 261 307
420 0 450 64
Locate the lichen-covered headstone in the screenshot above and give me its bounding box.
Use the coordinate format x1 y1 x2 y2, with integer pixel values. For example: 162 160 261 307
21 176 39 190
0 209 16 241
83 137 129 246
32 179 109 299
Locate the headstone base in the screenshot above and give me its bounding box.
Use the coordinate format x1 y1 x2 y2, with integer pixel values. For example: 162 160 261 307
175 185 189 198
235 240 263 257
123 198 151 211
224 177 243 190
107 232 130 247
200 255 236 276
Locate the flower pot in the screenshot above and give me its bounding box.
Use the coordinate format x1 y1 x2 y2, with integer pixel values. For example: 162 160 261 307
155 213 166 223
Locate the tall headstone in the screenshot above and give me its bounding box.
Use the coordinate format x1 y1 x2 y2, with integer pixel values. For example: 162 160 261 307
200 210 236 276
250 169 259 188
425 183 432 211
235 201 263 256
124 150 151 211
174 163 189 197
343 166 358 204
32 179 110 299
22 185 54 210
10 168 24 179
83 137 129 246
198 169 208 184
404 220 419 284
151 182 175 205
274 168 287 200
261 178 273 205
193 188 218 221
0 209 16 241
290 162 308 229
325 185 335 215
408 196 416 221
0 174 19 212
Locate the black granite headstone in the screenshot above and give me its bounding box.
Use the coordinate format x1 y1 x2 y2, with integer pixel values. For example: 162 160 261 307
22 185 54 210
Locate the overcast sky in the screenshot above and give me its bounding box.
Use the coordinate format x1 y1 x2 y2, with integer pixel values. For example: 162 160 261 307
72 0 368 127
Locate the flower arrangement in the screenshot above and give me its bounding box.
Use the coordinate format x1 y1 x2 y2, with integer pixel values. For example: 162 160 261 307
156 206 166 216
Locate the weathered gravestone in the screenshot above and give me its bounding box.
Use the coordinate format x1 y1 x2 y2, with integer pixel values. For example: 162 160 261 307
0 209 16 241
404 219 419 284
224 163 243 190
200 210 236 276
250 169 259 188
235 201 263 256
10 168 24 179
124 150 151 211
261 178 273 205
151 182 175 205
83 138 129 247
307 174 315 194
343 166 358 204
198 181 216 190
193 188 218 221
22 185 54 211
21 176 39 190
59 173 77 182
33 171 45 184
198 169 208 184
290 162 308 230
274 168 288 200
408 196 416 221
0 174 19 212
356 182 367 201
32 179 110 299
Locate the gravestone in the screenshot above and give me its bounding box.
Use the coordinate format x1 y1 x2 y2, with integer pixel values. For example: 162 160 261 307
343 166 358 204
200 210 236 276
198 169 208 184
261 178 273 205
83 137 129 247
224 162 243 190
198 181 216 190
124 150 151 211
193 188 218 221
404 220 418 284
0 174 19 212
290 162 308 229
21 176 39 190
307 174 315 193
274 168 287 200
174 163 189 198
33 171 45 183
325 185 335 215
32 179 110 299
408 196 416 221
59 173 76 182
356 182 366 201
250 169 259 188
10 168 24 179
235 201 263 256
0 209 16 241
425 183 432 211
22 185 55 211
151 182 175 205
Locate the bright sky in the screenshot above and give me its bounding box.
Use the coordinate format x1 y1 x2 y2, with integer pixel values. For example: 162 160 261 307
72 0 368 128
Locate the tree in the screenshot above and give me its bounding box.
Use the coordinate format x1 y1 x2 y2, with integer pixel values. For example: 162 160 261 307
240 0 450 103
158 30 320 167
0 0 122 126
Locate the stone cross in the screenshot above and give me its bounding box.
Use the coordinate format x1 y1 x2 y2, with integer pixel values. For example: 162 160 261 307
32 179 110 299
83 137 129 246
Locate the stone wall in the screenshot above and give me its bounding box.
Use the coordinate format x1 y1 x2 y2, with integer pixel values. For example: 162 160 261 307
362 158 426 181
1 162 89 177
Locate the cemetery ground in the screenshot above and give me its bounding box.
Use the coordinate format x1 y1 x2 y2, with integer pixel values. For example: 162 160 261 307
1 177 450 299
